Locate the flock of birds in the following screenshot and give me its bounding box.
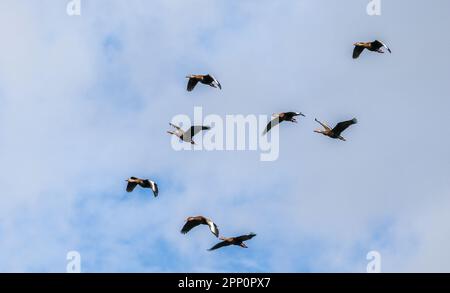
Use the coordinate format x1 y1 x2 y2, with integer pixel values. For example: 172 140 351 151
125 39 391 251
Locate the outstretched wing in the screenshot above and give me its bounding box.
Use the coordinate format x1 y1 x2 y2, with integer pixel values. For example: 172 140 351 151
208 75 222 89
181 219 202 234
206 219 219 237
126 181 138 192
208 240 231 251
187 78 199 92
353 46 365 59
263 117 281 135
150 181 159 197
235 233 257 242
373 40 391 53
332 118 358 136
284 112 300 118
187 126 211 138
315 118 331 131
170 123 182 131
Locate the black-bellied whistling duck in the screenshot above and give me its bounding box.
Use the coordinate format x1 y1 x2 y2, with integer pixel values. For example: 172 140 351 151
186 74 222 92
263 112 305 135
353 40 391 59
181 216 219 237
208 233 257 251
126 177 159 197
314 118 358 141
167 123 211 145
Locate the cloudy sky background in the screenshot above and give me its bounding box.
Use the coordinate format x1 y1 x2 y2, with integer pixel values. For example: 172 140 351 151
0 0 449 272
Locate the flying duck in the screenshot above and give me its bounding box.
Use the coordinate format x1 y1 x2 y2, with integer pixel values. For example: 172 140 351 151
126 177 159 197
208 233 257 251
186 74 222 92
181 216 219 238
263 112 305 135
314 118 358 141
353 40 391 59
167 123 211 145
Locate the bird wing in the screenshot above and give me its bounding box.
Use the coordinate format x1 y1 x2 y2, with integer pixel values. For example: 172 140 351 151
187 126 211 138
285 112 299 117
381 41 391 53
202 74 213 83
235 233 257 242
263 117 281 135
187 78 199 92
373 40 391 53
332 118 358 136
180 218 202 234
170 123 182 131
353 46 365 59
206 219 219 237
126 181 138 192
315 119 331 131
208 240 231 251
210 75 222 89
371 40 383 50
150 181 158 197
284 112 302 120
203 75 222 89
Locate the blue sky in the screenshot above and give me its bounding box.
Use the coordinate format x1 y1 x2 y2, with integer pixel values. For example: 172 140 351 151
0 0 450 272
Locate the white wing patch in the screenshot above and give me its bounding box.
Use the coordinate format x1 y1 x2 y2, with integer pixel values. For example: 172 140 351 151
210 75 222 89
206 219 219 237
150 181 158 197
380 41 391 53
